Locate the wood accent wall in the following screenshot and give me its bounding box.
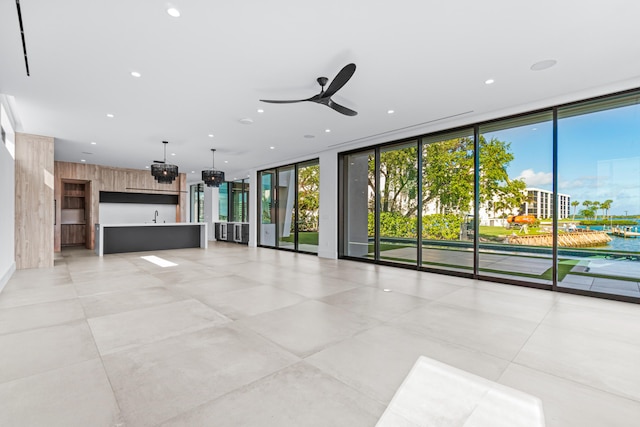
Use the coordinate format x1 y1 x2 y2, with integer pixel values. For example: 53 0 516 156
15 133 55 269
54 161 187 251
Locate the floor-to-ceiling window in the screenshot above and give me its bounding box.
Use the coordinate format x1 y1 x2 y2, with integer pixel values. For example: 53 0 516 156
421 130 475 274
339 88 640 302
297 161 320 254
378 141 418 265
277 166 296 249
258 159 319 254
190 183 204 222
218 182 229 222
260 170 276 247
343 150 375 259
478 113 553 284
557 93 640 299
231 179 249 222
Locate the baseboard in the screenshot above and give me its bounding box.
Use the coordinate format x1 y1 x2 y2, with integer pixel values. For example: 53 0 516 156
317 249 337 260
0 262 16 294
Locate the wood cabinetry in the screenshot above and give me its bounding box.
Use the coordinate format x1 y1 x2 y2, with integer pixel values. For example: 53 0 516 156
61 181 88 246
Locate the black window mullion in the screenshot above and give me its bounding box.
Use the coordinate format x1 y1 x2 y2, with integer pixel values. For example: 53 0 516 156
374 149 381 262
473 125 480 277
552 107 559 290
417 139 424 268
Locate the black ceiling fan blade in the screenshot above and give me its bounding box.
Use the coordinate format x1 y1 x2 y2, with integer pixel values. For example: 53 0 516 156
327 99 357 116
322 63 356 98
260 99 308 104
153 160 165 163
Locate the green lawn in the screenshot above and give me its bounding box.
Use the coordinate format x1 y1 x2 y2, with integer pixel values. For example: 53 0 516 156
280 231 318 245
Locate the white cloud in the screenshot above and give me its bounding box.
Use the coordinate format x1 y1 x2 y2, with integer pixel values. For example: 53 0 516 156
516 169 553 186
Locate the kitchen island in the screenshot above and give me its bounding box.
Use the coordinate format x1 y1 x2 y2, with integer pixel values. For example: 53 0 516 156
95 223 207 256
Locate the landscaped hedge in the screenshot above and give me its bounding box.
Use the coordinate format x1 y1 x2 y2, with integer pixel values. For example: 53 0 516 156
368 212 463 240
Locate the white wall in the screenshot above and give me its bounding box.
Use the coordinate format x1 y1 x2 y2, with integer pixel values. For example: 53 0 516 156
0 137 15 291
98 203 176 224
203 186 219 240
318 151 338 259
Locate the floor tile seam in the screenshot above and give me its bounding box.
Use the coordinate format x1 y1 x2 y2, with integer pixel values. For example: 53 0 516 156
84 297 218 323
419 299 543 328
504 361 640 406
81 317 127 421
78 285 182 300
0 295 81 315
455 281 560 303
507 299 557 363
153 359 313 426
92 321 231 357
387 319 525 361
370 321 515 365
550 298 640 319
81 298 195 322
0 314 89 338
236 311 381 360
301 358 393 408
533 314 640 348
0 356 112 390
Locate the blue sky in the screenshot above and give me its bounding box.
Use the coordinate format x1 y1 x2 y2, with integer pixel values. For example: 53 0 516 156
483 104 640 216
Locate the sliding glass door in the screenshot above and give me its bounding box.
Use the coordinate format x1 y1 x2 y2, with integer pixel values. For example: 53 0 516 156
258 159 320 254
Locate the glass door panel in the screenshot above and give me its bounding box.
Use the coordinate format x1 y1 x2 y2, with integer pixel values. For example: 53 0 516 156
259 170 276 247
421 130 475 273
478 113 553 285
277 166 296 249
379 142 418 265
344 150 375 259
297 161 320 253
558 94 640 298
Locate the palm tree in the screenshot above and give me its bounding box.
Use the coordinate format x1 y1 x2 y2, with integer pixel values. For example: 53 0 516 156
571 200 580 220
582 200 592 219
592 201 601 220
601 199 613 218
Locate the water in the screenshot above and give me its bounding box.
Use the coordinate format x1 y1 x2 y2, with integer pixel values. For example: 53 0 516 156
576 219 640 252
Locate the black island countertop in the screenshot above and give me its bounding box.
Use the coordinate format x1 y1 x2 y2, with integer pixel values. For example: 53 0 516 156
95 223 208 256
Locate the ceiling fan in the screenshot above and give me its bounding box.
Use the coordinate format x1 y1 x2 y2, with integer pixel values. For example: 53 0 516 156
260 63 358 116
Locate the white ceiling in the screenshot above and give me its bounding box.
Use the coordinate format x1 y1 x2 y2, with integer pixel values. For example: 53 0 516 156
2 0 640 182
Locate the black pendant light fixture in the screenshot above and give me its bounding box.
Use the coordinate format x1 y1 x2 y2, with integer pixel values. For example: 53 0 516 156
151 141 178 184
202 148 225 187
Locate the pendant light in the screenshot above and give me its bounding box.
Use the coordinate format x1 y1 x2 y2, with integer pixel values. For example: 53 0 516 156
202 148 225 187
150 141 178 184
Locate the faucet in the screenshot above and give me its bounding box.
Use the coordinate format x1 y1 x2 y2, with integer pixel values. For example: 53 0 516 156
153 210 159 223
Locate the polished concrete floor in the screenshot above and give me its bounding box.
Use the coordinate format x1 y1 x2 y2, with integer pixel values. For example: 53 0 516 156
1 243 640 426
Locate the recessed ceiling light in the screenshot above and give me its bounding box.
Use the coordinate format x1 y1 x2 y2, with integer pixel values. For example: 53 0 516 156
270 146 275 150
131 71 141 78
247 174 250 177
171 153 176 156
530 59 557 71
325 129 331 133
304 134 315 139
387 109 395 114
145 166 149 169
224 160 228 163
383 288 391 292
257 109 264 113
208 134 214 138
91 141 97 145
167 7 180 17
191 171 195 173
106 113 114 118
239 118 253 125
485 79 495 85
80 159 86 162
